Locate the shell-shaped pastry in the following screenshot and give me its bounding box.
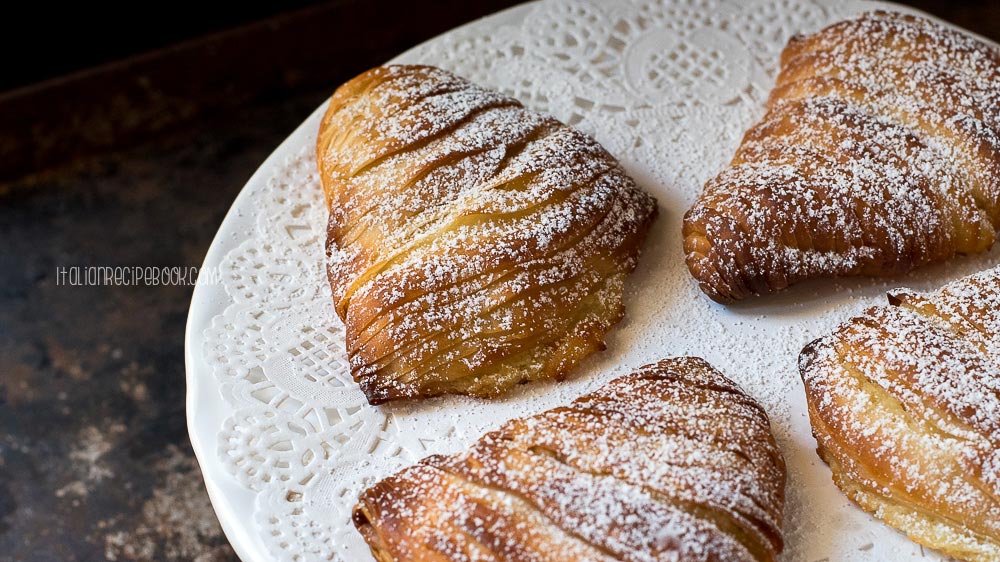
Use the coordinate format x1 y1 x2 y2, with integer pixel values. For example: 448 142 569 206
683 11 1000 302
316 65 656 404
800 265 1000 561
353 357 786 562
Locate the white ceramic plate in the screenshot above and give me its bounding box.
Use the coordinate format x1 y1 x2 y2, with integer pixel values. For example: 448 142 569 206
186 1 1000 560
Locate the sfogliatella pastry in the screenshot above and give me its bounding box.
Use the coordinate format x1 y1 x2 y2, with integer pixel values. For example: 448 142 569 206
353 357 786 562
800 265 1000 561
683 11 1000 302
316 65 656 404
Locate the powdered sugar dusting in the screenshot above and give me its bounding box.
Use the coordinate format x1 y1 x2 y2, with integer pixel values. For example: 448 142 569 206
317 64 657 402
193 2 1000 561
354 357 785 562
684 11 1000 302
800 265 1000 558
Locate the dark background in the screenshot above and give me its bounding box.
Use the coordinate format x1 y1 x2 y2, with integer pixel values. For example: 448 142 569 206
0 2 320 92
1 1 998 561
2 0 998 94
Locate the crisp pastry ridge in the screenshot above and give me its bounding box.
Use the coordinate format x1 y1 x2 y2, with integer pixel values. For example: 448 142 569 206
683 11 1000 302
316 64 657 404
353 357 786 562
800 265 1000 561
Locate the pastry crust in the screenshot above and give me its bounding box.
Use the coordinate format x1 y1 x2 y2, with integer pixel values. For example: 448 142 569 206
316 65 656 404
683 11 1000 302
800 265 1000 561
353 357 786 562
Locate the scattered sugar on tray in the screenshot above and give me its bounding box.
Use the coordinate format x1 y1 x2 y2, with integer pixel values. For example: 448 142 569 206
314 15 1000 559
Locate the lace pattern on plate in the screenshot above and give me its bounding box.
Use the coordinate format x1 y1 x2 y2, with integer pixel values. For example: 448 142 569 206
200 0 988 560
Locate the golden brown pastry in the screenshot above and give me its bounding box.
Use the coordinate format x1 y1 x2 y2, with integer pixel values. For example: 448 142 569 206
316 65 656 404
683 11 1000 302
800 265 1000 561
353 357 786 562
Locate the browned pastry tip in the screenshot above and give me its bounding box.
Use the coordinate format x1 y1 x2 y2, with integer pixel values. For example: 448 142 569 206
800 265 1000 561
353 357 787 562
316 65 656 403
684 11 1000 302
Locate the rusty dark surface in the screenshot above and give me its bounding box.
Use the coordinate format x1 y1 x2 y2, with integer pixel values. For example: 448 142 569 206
0 1 998 561
0 0 526 186
0 89 336 561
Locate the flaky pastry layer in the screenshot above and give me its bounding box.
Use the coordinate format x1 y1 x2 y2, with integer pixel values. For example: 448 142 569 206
354 357 786 562
317 65 656 403
800 265 1000 561
684 12 1000 302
